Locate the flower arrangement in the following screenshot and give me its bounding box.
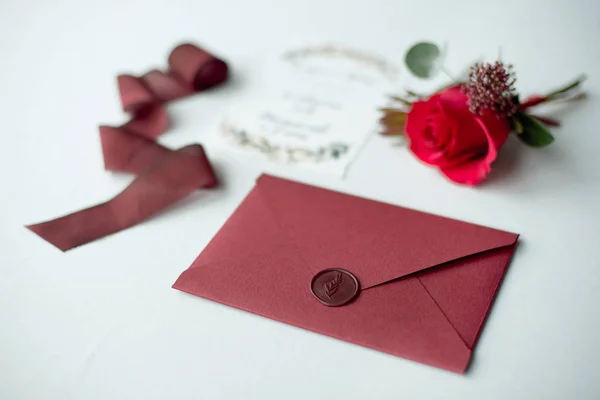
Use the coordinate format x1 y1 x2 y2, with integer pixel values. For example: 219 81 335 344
380 42 586 185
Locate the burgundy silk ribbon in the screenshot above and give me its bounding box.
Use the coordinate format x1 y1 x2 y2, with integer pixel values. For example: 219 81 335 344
27 44 228 251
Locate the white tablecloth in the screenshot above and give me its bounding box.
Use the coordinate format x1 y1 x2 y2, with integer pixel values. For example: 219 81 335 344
1 0 599 398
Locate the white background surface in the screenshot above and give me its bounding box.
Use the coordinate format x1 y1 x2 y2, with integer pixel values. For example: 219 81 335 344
1 0 599 399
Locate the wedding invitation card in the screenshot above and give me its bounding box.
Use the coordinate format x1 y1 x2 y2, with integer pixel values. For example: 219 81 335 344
214 45 400 177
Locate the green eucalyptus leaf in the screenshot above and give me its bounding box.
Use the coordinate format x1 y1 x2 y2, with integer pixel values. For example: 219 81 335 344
405 42 442 79
514 113 555 147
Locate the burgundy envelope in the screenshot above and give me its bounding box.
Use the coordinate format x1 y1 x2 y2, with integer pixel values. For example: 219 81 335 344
173 174 519 373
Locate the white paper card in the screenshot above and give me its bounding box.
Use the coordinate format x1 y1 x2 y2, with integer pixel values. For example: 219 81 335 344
214 45 400 177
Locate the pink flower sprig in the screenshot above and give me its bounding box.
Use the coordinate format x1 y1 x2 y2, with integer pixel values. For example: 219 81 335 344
463 61 518 117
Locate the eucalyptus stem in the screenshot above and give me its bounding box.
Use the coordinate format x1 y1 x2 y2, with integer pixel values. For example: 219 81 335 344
545 74 586 100
388 96 413 107
440 65 458 83
405 90 424 99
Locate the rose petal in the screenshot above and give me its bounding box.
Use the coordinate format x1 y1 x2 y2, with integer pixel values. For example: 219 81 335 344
478 110 511 151
438 87 489 159
405 100 435 138
406 96 451 165
432 119 453 150
440 115 510 185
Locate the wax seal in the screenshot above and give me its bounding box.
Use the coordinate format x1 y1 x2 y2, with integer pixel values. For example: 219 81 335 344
310 268 360 307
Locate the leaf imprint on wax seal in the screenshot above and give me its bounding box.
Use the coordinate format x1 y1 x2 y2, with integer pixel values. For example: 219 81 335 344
324 273 343 299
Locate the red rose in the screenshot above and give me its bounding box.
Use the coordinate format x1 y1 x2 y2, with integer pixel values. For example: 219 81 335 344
405 86 510 185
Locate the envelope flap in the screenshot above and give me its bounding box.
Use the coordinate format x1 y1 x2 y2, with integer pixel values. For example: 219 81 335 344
256 175 518 289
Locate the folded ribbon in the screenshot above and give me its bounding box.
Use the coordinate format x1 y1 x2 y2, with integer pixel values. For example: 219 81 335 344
27 43 228 251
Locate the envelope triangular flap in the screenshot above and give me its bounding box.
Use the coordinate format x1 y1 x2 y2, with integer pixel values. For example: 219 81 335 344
256 174 518 290
417 245 516 348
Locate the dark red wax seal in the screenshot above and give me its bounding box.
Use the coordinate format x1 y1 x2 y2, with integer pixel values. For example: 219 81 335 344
310 268 360 307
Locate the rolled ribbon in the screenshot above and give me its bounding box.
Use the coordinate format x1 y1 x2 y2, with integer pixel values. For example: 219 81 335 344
27 43 228 251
